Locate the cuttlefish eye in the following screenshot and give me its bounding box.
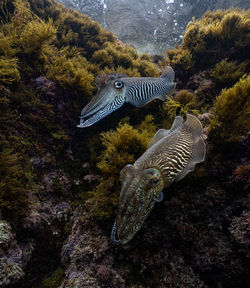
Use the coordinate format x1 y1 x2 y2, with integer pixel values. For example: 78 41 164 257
151 176 160 186
114 80 124 89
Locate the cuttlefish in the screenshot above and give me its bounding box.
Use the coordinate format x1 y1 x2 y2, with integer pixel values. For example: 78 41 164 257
77 66 176 128
111 114 206 244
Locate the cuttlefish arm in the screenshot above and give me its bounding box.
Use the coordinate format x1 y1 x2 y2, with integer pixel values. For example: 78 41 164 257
77 94 125 128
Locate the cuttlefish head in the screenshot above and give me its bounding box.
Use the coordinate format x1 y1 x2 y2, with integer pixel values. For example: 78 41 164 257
77 74 127 128
111 164 164 245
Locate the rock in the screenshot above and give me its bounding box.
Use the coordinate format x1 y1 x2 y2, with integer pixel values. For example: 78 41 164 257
187 71 217 103
0 220 34 286
0 221 14 247
33 76 56 96
96 265 110 282
60 207 125 288
83 174 100 183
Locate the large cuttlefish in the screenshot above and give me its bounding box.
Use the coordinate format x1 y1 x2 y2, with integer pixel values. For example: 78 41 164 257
77 66 176 128
111 114 206 245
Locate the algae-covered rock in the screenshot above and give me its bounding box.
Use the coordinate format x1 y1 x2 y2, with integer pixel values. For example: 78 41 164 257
0 0 249 287
230 210 250 256
0 220 14 247
0 220 34 286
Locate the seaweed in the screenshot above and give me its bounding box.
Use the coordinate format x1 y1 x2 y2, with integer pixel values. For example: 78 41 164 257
0 149 32 225
163 89 200 120
43 46 95 95
166 46 193 71
230 210 250 256
166 9 250 73
19 18 56 56
210 59 248 87
211 75 250 141
0 57 20 84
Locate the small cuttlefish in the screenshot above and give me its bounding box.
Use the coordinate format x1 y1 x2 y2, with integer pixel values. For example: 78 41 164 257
111 114 206 245
77 66 176 128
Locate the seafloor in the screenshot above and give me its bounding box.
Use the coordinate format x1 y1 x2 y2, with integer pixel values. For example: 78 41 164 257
0 1 249 288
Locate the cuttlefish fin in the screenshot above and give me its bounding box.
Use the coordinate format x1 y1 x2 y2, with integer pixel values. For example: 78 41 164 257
175 114 206 181
160 66 175 82
147 116 183 148
147 129 169 148
169 115 183 131
77 95 125 128
156 191 164 202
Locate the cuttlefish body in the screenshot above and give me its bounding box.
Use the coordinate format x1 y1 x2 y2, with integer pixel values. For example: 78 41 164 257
77 66 176 128
111 114 206 244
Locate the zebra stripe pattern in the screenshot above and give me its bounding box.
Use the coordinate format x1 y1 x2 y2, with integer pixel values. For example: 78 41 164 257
137 127 193 182
158 129 193 180
80 95 125 127
127 80 168 104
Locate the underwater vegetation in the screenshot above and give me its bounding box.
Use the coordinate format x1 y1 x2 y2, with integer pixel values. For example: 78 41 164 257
0 0 249 287
211 75 250 141
0 0 159 225
0 149 32 225
163 89 200 120
0 57 20 84
167 9 250 74
210 59 248 87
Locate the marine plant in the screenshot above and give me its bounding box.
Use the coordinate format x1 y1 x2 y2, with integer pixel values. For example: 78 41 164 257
211 75 250 140
92 49 114 69
90 115 157 220
43 46 95 95
166 9 250 73
19 18 56 56
0 149 31 225
0 57 20 84
0 0 161 229
210 59 248 87
166 46 193 71
163 89 200 120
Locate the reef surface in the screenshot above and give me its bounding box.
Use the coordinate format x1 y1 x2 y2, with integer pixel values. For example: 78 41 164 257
0 1 249 287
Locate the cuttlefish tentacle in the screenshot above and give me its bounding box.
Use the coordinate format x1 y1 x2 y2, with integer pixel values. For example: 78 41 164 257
112 114 206 245
77 66 176 128
78 94 125 128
